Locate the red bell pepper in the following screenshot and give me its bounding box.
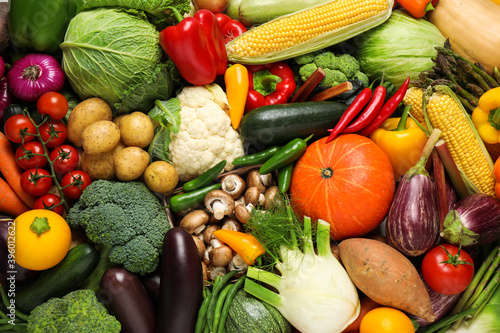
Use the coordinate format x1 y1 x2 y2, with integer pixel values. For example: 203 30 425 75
159 7 228 86
245 62 296 112
215 13 247 44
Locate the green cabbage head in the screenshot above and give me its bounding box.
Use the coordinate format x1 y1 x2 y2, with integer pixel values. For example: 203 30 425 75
61 8 175 114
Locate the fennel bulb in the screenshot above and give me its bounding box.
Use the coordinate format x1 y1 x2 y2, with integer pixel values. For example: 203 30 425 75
245 217 360 333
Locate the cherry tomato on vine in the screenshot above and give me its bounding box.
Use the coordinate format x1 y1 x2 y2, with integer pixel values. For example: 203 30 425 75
61 170 91 199
15 141 48 170
4 114 37 144
422 244 475 295
33 193 64 215
36 92 69 120
49 145 80 175
39 120 67 148
20 168 53 197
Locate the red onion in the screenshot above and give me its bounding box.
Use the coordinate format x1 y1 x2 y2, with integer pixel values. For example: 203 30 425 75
7 53 65 103
0 56 4 78
0 76 14 124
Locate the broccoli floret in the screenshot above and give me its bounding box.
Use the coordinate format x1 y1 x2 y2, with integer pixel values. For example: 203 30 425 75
298 63 318 82
66 180 171 290
313 51 339 70
294 52 316 65
319 69 347 90
27 289 121 333
337 54 360 79
353 71 370 88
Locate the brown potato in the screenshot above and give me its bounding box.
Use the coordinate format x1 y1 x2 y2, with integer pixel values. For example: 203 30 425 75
114 147 150 181
81 151 116 181
112 114 127 127
118 112 155 148
67 97 113 147
81 120 121 154
143 161 179 194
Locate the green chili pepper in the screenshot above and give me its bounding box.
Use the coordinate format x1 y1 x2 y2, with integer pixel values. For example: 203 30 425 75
278 162 294 193
259 134 313 175
232 146 280 166
183 160 227 192
169 183 222 212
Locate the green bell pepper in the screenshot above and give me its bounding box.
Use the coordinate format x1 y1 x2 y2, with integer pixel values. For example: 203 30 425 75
7 0 78 54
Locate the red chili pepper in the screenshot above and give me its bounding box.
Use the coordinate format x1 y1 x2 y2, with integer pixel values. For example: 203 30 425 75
215 13 247 44
325 88 372 143
357 77 411 137
159 7 228 86
340 85 387 134
396 0 435 19
245 62 296 112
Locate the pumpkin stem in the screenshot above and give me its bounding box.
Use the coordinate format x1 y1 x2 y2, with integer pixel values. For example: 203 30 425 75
30 217 50 236
321 167 333 179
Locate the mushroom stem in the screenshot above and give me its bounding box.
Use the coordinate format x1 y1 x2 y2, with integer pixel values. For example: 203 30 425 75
211 200 226 220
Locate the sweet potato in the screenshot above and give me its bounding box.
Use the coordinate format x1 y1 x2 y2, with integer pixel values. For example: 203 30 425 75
338 238 436 322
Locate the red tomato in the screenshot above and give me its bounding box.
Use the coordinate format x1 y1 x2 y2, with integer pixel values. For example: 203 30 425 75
422 244 475 295
61 170 91 199
49 145 80 175
15 141 48 170
36 92 68 120
4 114 37 144
38 120 67 148
20 168 53 197
33 193 64 215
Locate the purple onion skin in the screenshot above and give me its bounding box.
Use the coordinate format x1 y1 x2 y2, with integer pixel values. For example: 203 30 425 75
386 173 440 257
0 76 14 124
441 193 500 246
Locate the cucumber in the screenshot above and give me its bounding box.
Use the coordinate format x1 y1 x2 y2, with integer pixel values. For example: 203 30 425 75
225 289 291 333
239 0 332 26
239 101 348 146
15 243 99 313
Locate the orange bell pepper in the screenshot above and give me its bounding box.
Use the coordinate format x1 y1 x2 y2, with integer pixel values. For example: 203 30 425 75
213 229 265 265
225 64 249 129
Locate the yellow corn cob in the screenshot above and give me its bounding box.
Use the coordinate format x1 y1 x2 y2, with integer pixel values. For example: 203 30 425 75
403 87 425 125
226 0 393 64
426 89 496 196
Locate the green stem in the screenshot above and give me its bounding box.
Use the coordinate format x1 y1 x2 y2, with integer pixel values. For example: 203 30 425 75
396 104 411 131
80 244 115 292
467 273 500 324
463 252 500 309
302 216 314 256
244 278 282 309
491 106 500 125
316 220 331 258
246 266 282 290
424 308 476 333
164 6 184 23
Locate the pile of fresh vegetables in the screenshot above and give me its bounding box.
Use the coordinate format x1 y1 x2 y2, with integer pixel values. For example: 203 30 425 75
0 0 499 332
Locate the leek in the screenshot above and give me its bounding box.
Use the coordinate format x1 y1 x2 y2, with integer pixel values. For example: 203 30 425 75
244 212 360 333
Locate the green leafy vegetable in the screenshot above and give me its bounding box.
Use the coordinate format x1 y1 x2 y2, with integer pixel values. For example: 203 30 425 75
148 98 182 133
355 9 445 87
61 8 176 115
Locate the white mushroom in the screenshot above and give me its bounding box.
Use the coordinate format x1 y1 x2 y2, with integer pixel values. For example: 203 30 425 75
205 190 235 220
221 174 246 199
221 217 243 232
179 210 210 234
209 239 233 267
228 254 248 275
207 265 227 281
191 235 206 259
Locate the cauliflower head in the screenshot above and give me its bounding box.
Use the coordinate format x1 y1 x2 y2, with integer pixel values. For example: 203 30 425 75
169 85 245 182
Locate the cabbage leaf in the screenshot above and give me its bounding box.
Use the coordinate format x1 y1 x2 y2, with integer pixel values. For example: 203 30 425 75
61 8 175 114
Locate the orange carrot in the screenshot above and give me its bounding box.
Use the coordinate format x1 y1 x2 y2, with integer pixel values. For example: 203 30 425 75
0 132 36 208
0 176 30 217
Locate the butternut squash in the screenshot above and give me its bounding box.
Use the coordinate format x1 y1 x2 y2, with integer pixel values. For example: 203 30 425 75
427 0 500 75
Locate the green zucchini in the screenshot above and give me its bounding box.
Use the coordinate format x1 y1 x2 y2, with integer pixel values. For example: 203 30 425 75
238 0 332 26
225 290 291 333
239 101 348 146
15 243 99 313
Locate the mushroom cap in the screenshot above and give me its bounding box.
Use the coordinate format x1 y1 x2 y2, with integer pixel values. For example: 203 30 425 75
246 169 266 193
179 210 210 234
210 245 233 267
221 174 246 199
205 189 235 220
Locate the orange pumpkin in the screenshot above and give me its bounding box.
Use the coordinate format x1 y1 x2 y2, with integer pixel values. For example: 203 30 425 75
289 134 395 241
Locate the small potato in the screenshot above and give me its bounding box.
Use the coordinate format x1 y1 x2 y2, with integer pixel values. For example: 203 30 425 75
67 97 113 147
81 151 116 181
144 161 179 194
114 147 150 181
81 120 121 154
112 114 127 127
119 112 155 148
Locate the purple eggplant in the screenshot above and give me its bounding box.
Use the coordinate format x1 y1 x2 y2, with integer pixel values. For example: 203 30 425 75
141 271 161 310
156 227 203 333
0 216 39 285
441 193 500 246
386 169 440 257
100 267 156 333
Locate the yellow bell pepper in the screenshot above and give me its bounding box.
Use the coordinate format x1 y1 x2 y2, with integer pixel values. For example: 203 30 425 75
471 87 500 144
225 64 249 130
370 105 428 181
